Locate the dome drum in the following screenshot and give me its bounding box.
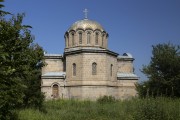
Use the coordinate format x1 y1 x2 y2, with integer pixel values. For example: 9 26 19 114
65 19 108 49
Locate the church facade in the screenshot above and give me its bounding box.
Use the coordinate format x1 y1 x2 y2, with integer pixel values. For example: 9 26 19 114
41 17 139 100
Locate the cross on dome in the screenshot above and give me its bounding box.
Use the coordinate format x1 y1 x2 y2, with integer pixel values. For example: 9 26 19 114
83 9 88 19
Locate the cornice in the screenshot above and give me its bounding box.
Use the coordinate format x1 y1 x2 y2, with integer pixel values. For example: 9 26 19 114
64 48 119 57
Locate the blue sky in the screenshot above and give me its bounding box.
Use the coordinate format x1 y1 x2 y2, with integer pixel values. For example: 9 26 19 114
3 0 180 81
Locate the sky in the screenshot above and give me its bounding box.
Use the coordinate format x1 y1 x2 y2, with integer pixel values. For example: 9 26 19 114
3 0 180 82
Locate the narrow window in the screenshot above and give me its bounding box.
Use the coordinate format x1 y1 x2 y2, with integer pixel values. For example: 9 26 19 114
87 32 91 44
95 32 98 45
79 32 82 44
111 64 113 76
92 62 97 75
73 63 76 76
67 35 69 47
52 84 59 98
102 34 104 46
72 33 74 46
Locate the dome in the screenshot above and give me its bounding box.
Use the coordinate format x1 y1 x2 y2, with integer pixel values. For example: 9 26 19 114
68 19 105 32
123 53 133 58
64 18 108 49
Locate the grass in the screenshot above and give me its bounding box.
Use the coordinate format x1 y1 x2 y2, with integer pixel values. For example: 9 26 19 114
17 97 180 120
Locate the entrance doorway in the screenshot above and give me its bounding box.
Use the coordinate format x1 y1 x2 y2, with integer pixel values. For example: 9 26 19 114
52 84 59 98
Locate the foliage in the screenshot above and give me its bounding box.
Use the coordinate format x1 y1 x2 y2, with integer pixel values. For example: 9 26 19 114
17 98 180 120
20 43 45 109
135 82 150 98
137 43 180 98
97 95 116 104
0 0 11 16
0 2 44 119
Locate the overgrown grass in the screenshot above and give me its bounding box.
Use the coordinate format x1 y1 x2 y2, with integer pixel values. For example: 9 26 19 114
18 97 180 120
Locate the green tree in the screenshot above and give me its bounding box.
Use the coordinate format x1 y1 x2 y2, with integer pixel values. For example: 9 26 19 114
137 43 180 97
0 1 23 119
0 2 44 119
22 44 45 109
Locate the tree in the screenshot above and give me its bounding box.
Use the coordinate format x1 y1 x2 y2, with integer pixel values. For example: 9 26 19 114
22 44 45 109
137 43 180 97
0 2 44 119
0 2 24 119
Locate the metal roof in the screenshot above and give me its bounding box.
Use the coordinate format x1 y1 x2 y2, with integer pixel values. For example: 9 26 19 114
117 73 139 80
68 19 105 32
44 54 63 57
118 53 133 59
42 72 66 78
123 53 133 58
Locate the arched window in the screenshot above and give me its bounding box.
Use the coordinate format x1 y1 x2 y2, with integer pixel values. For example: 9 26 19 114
87 32 91 44
110 64 113 76
66 34 69 47
52 84 59 98
73 63 76 76
95 32 99 45
102 34 104 46
67 34 69 47
92 62 97 75
79 32 82 44
72 33 75 46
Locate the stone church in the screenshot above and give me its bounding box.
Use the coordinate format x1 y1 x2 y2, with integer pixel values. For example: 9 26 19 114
41 13 139 100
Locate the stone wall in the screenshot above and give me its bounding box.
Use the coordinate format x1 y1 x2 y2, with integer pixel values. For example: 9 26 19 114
42 55 64 74
117 59 133 73
81 53 107 82
66 54 83 82
41 53 138 100
41 78 65 99
65 52 118 84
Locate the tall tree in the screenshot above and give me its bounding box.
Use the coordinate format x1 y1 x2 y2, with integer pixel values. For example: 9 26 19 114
0 1 24 119
137 43 180 97
0 2 44 119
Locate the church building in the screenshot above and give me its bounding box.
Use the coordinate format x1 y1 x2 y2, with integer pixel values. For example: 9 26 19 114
41 11 139 100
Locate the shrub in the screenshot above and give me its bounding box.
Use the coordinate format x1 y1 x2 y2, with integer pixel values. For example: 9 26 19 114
97 95 116 104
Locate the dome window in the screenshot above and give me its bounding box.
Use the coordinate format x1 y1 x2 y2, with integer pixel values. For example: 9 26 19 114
72 33 75 46
95 32 99 45
79 32 82 44
102 34 104 46
87 32 91 44
67 34 69 47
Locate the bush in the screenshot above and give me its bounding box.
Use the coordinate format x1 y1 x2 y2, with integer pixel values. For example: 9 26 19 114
97 95 116 103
